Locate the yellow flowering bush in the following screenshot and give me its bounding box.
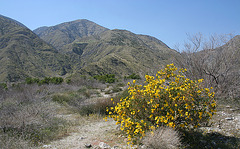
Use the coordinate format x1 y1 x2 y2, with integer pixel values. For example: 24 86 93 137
106 64 216 144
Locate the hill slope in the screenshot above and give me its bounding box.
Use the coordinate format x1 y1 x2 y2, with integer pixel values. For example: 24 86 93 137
33 19 109 50
64 29 179 77
0 15 71 82
35 20 180 77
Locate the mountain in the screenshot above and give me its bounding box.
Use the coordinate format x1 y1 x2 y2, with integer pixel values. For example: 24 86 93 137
62 29 179 77
1 16 180 82
0 15 71 82
33 19 109 50
34 19 180 77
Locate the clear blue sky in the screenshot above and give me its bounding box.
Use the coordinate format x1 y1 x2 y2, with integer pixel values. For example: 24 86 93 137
0 0 239 49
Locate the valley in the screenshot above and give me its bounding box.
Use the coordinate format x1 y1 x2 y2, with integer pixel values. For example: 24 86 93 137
0 14 239 148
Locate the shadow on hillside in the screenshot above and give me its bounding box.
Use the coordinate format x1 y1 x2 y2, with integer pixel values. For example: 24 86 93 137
180 129 240 149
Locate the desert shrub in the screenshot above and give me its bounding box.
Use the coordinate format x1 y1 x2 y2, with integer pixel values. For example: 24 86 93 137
26 77 64 85
66 78 72 84
116 82 125 87
125 73 141 80
112 86 123 93
52 94 71 104
50 77 64 84
94 74 116 83
0 99 68 146
142 127 181 149
105 86 122 94
79 89 129 116
78 98 111 116
0 133 32 149
38 77 64 85
0 83 8 90
25 77 39 84
77 87 91 98
0 85 69 146
106 64 216 144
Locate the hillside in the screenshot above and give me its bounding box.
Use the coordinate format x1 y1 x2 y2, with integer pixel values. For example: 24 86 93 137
69 29 179 77
0 15 72 82
1 15 239 83
33 19 109 50
35 21 180 78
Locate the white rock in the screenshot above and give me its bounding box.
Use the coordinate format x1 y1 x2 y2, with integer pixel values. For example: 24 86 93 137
42 145 52 148
225 117 234 120
99 142 111 149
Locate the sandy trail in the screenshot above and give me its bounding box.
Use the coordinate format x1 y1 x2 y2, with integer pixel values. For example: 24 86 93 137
40 115 128 149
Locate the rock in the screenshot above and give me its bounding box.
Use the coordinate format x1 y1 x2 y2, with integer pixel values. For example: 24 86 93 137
85 144 92 148
99 142 111 149
43 145 52 148
225 117 234 120
230 108 240 112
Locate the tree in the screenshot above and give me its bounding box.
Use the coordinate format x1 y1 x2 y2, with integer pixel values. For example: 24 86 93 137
174 33 240 99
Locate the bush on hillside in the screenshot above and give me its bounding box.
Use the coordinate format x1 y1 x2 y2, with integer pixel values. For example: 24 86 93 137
124 73 141 80
106 64 216 144
94 74 116 83
0 83 8 90
25 77 63 85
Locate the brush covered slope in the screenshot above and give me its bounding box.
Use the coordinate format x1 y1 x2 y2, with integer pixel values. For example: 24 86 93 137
0 15 72 82
65 29 180 77
34 19 109 50
35 20 180 77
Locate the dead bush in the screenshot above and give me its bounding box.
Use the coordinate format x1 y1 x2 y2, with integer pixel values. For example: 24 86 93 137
0 84 68 146
0 133 33 149
142 127 182 149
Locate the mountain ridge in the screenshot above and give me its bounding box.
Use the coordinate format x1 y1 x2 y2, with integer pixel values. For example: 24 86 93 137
0 15 72 82
33 19 109 50
2 15 239 83
33 19 180 78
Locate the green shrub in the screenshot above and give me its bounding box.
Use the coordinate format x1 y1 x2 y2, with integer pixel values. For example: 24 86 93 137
25 77 34 84
50 77 63 84
105 86 122 94
25 77 40 84
116 83 125 87
106 64 216 144
125 73 141 80
25 77 64 85
94 74 116 83
66 78 72 84
0 83 8 90
79 98 113 116
52 94 71 104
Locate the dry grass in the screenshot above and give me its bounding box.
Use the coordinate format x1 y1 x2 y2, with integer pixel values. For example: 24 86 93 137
0 83 70 147
142 127 182 149
0 133 34 149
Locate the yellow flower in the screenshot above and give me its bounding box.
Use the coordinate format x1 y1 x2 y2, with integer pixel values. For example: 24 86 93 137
107 64 216 144
211 102 216 107
164 119 168 123
180 123 185 128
